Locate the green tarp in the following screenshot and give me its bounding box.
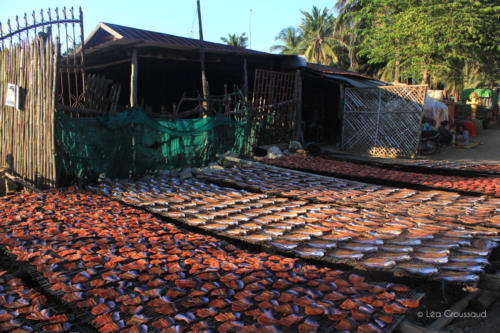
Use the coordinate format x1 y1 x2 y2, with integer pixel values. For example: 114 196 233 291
56 108 253 185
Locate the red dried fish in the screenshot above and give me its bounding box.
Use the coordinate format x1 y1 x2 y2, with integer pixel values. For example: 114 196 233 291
298 319 320 333
397 298 420 308
91 303 110 316
384 302 407 314
340 298 358 310
335 318 358 331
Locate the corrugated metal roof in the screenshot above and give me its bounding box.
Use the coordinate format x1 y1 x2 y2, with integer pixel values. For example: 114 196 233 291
85 22 269 56
322 73 387 88
306 62 380 81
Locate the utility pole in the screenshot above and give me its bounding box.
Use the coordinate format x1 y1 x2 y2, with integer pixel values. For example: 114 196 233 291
249 8 253 49
197 0 209 109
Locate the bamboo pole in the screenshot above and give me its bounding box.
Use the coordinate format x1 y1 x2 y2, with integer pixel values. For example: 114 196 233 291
0 35 58 188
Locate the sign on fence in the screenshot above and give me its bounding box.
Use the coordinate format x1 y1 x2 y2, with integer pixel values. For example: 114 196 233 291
5 83 19 109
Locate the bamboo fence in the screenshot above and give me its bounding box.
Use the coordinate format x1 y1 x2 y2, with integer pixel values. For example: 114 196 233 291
0 37 58 188
342 84 427 158
249 69 299 146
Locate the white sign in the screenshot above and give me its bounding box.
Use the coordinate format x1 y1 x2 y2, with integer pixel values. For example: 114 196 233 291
5 83 19 109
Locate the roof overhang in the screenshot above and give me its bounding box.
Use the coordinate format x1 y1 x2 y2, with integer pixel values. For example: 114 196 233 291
320 73 387 88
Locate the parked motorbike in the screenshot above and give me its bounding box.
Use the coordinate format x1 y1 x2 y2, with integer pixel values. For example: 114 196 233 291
418 131 440 155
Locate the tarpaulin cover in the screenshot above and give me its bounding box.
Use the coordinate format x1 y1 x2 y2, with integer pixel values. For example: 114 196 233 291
55 108 253 184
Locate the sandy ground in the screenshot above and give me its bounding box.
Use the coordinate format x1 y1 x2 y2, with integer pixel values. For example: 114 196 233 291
424 124 500 163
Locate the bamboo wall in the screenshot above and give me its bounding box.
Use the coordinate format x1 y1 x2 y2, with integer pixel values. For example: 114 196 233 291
0 37 58 188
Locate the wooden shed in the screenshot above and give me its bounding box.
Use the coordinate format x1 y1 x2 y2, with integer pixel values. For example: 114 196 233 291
82 23 301 115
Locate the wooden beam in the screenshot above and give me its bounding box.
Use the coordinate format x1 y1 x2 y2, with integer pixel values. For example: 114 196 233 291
427 291 480 330
473 290 500 310
130 49 138 107
479 273 500 291
4 172 41 193
85 58 130 71
396 320 441 333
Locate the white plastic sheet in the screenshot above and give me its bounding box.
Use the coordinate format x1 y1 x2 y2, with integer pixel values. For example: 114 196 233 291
423 96 448 126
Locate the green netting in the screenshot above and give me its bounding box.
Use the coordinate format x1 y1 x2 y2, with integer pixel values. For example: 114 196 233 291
461 88 498 109
55 107 254 185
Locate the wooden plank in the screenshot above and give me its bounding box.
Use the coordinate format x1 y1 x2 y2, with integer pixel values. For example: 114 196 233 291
473 290 500 310
427 291 480 330
478 273 500 291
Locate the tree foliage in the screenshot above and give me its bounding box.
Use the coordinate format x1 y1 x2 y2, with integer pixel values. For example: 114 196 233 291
273 1 499 94
271 6 345 66
269 27 303 55
334 0 499 93
299 6 339 65
220 33 248 48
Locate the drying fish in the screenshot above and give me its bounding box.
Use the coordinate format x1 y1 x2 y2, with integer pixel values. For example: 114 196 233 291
295 248 325 258
340 243 378 253
225 228 248 236
262 228 285 237
414 252 448 264
441 262 483 273
279 233 311 242
215 219 240 226
456 247 490 256
437 271 479 282
383 302 407 314
329 250 364 260
202 223 228 231
389 239 422 246
449 255 488 264
270 240 297 251
372 252 411 262
183 218 206 226
243 234 272 243
307 240 337 249
414 247 450 255
362 258 396 269
399 263 438 276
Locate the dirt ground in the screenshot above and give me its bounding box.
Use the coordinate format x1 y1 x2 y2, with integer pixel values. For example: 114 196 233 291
424 123 500 163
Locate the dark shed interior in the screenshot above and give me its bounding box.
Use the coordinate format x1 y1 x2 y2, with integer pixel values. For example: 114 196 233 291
302 74 342 144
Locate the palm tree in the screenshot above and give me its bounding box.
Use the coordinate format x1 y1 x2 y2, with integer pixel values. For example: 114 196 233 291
220 33 248 48
299 6 338 65
334 0 363 71
269 27 303 55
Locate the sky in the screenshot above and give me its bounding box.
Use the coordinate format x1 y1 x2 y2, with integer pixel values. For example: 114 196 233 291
0 0 337 52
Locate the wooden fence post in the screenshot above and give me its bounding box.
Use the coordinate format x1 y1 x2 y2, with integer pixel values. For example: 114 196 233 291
130 49 138 107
